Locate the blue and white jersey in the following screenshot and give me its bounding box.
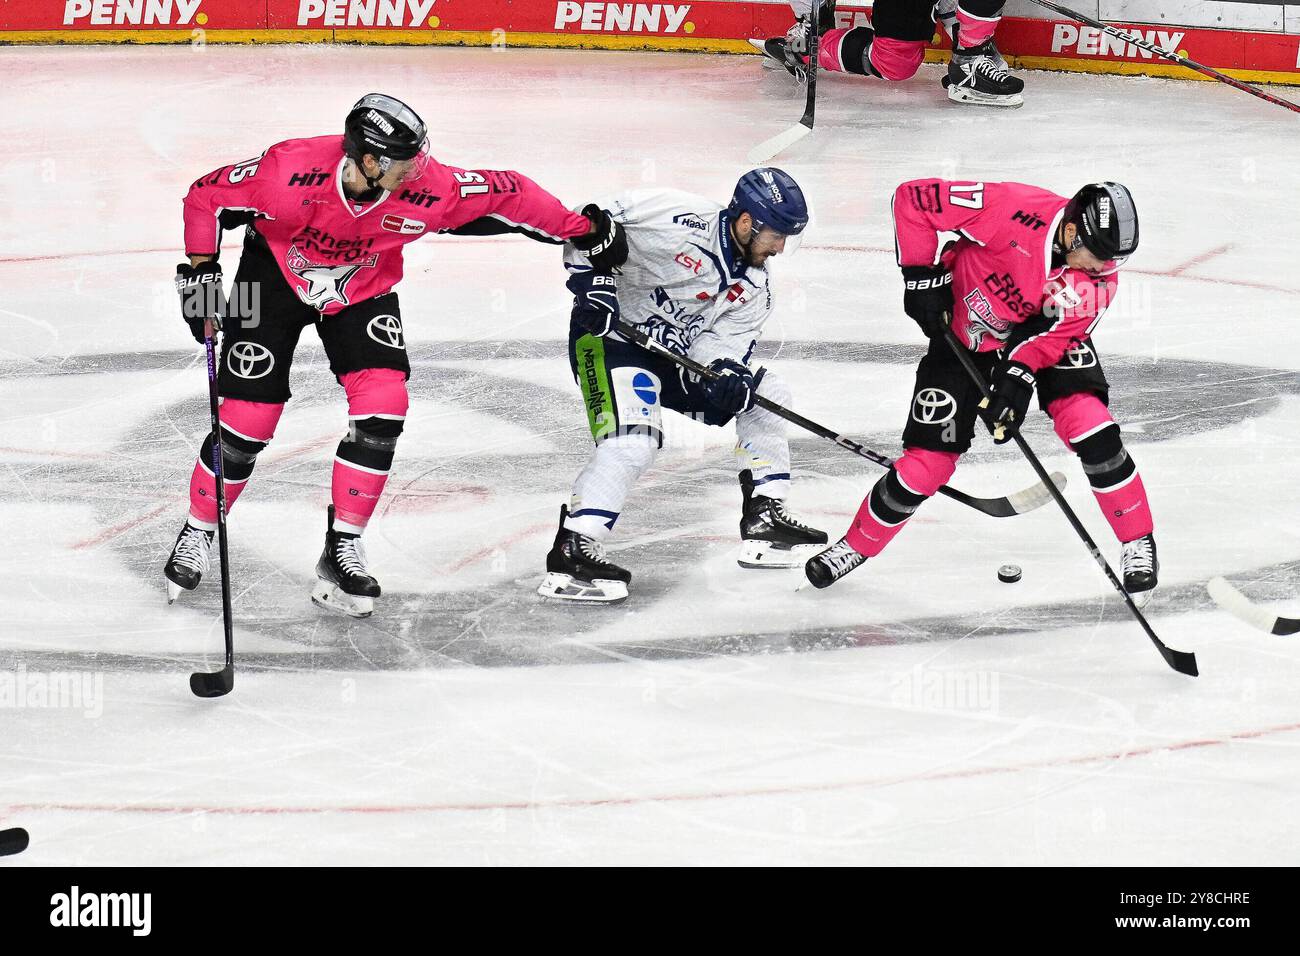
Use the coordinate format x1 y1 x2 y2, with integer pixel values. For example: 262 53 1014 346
564 188 774 368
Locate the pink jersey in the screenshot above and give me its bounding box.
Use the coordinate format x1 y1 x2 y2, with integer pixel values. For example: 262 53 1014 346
182 135 591 315
893 179 1120 371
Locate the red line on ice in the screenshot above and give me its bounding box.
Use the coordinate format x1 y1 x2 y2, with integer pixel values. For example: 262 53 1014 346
70 503 171 550
9 720 1300 818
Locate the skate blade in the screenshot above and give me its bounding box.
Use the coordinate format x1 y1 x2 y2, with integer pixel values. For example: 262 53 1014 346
944 81 1024 108
537 572 628 604
737 540 825 570
311 580 374 618
165 578 191 605
1128 587 1155 610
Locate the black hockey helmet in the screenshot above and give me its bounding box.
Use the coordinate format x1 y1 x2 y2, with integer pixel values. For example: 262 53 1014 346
1064 182 1139 265
343 93 430 182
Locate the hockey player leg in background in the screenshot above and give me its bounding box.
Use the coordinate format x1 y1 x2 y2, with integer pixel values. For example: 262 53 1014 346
539 169 825 603
165 93 621 616
806 178 1156 604
759 0 1023 108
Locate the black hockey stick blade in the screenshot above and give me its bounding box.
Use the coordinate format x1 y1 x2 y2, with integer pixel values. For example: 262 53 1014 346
0 827 29 857
190 665 234 698
1207 577 1300 636
1160 644 1199 677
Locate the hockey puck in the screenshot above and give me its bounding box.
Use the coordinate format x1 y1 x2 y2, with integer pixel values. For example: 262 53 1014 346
997 564 1022 584
0 827 29 857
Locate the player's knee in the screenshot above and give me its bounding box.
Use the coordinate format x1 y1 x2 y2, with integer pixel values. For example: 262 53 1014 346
201 428 267 482
868 36 925 81
341 367 410 420
602 433 658 476
1048 392 1112 449
349 416 404 450
751 367 791 408
1071 423 1135 490
895 448 960 498
220 398 282 444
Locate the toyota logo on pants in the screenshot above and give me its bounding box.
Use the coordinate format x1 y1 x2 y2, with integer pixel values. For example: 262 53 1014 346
366 314 405 349
1055 342 1097 369
912 388 957 425
227 341 274 379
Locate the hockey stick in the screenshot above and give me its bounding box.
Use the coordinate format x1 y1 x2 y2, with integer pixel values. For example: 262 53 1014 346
190 317 235 699
941 327 1197 676
0 827 29 857
1027 0 1300 115
1207 577 1300 636
747 0 830 163
612 318 1063 518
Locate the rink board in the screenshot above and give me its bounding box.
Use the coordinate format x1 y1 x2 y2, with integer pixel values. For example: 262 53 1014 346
2 0 1299 85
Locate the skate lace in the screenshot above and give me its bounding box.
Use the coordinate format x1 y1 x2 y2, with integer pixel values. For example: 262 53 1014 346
1121 537 1155 575
334 536 369 577
173 526 210 572
771 500 816 533
577 536 612 567
784 16 811 56
819 541 864 577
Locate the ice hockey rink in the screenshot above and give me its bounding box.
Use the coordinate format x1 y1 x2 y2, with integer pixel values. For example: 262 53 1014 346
2 43 1299 865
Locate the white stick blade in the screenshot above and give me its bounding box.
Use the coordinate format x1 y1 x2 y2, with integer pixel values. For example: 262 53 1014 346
747 123 811 164
1207 576 1279 633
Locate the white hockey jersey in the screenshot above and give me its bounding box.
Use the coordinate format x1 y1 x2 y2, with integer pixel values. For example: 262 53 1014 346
563 188 774 368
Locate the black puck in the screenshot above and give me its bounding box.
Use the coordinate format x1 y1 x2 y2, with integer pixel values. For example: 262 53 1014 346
998 564 1022 584
0 827 29 857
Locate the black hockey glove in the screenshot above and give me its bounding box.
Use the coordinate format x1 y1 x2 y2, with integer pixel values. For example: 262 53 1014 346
566 271 620 337
570 204 628 272
982 360 1036 444
175 260 225 344
701 358 755 415
901 265 953 340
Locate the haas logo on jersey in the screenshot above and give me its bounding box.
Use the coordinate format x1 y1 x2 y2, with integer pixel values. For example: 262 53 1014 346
286 244 377 310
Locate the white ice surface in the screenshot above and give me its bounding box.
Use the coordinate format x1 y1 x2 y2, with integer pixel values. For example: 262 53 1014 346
2 45 1299 865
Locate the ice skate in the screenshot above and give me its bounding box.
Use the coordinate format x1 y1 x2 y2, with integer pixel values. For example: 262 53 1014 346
933 0 1010 72
311 505 381 618
803 537 868 590
1121 533 1158 608
164 520 214 604
944 38 1024 107
737 469 828 569
537 505 631 604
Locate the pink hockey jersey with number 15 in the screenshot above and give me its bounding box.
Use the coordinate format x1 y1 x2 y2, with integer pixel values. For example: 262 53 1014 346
182 135 592 315
892 179 1122 371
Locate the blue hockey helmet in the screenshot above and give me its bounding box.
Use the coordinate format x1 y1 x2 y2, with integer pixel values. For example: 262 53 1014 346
728 167 810 247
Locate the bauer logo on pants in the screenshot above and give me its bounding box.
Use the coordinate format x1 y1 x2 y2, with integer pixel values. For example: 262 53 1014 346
366 315 405 350
227 342 274 380
912 388 957 425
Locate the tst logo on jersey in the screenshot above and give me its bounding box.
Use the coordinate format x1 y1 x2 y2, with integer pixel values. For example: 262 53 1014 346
674 251 703 275
286 244 377 310
554 3 692 33
63 0 201 25
295 0 437 27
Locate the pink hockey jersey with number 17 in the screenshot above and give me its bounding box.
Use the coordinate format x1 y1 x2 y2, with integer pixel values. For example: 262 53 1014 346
892 179 1122 371
182 135 592 316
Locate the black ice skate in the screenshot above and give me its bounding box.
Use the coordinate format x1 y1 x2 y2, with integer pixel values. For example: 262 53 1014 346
803 537 868 590
164 520 214 604
537 505 632 604
737 469 828 569
311 505 381 618
749 3 835 80
1121 533 1159 609
943 39 1024 108
933 0 1009 72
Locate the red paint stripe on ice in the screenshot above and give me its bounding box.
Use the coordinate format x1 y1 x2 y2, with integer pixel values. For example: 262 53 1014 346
9 721 1300 818
69 503 170 550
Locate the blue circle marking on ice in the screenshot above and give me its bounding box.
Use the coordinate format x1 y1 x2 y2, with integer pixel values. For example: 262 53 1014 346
632 372 658 405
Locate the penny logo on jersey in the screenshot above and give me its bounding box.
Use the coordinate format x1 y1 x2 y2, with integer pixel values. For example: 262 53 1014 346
62 0 203 24
961 288 1011 349
554 3 692 33
286 244 377 310
295 0 437 27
